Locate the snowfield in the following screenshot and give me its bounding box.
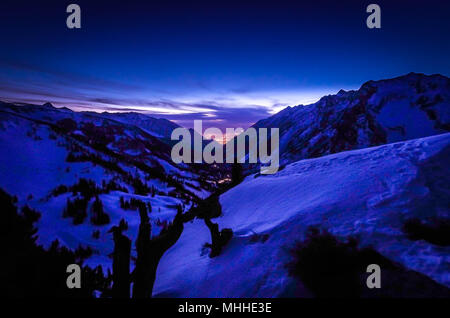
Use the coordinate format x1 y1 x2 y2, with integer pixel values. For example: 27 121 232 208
154 133 450 297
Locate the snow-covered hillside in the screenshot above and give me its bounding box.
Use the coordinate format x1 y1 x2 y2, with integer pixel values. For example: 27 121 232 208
154 133 450 297
0 104 217 270
253 73 450 166
0 101 180 141
1 73 449 297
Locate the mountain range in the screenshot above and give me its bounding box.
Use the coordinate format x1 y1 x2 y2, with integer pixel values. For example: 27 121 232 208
1 72 449 297
253 72 450 166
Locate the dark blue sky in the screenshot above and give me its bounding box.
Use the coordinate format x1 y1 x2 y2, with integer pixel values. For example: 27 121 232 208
0 0 449 131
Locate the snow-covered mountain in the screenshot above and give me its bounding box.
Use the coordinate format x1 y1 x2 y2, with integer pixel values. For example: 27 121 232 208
154 132 450 297
253 73 450 166
1 73 449 297
0 101 180 141
86 111 180 141
0 102 218 269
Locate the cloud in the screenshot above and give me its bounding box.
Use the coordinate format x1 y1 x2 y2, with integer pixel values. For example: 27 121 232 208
0 79 273 129
83 96 273 129
139 102 273 130
0 59 144 95
229 86 255 94
0 59 313 130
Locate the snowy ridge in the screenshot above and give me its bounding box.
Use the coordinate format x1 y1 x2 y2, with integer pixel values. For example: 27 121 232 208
154 133 450 297
0 101 179 141
253 73 450 166
85 111 180 140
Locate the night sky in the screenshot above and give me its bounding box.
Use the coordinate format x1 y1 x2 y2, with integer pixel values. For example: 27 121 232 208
1 0 449 131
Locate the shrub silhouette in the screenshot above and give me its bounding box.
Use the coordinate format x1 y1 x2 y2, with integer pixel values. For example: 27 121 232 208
102 178 128 193
288 227 450 298
189 194 222 219
204 217 233 258
56 118 77 133
120 196 150 212
92 229 100 239
288 227 364 298
90 196 110 226
70 178 101 199
403 218 450 246
63 197 88 225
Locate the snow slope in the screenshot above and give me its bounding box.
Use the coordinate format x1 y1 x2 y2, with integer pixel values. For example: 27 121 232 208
0 113 111 199
252 73 450 166
154 133 450 297
0 107 214 272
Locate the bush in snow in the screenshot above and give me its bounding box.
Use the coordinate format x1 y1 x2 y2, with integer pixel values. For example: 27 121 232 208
71 178 101 199
56 118 77 133
126 174 151 196
287 227 450 298
63 197 88 225
90 196 110 226
101 178 128 193
66 151 126 175
92 229 100 239
120 196 150 212
51 178 128 200
51 184 69 197
204 217 233 258
189 194 222 219
403 218 450 246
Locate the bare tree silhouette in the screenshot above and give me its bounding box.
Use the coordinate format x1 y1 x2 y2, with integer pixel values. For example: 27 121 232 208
132 204 184 298
108 220 131 298
204 217 233 258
